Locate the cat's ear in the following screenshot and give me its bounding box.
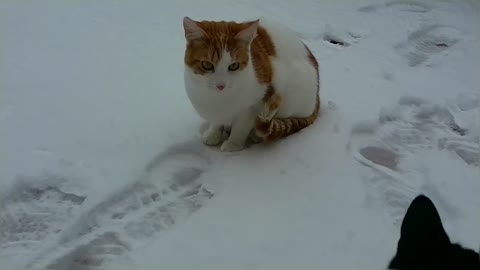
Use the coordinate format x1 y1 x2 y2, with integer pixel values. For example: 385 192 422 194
183 16 206 42
388 194 451 269
235 20 259 45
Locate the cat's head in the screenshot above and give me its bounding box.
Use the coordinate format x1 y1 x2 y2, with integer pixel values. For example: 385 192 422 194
182 16 259 92
389 194 480 270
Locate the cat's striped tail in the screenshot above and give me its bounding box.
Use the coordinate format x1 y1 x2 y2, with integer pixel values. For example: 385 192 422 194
255 94 320 142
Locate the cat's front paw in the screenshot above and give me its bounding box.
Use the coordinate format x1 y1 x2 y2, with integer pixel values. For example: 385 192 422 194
202 128 223 146
220 140 245 152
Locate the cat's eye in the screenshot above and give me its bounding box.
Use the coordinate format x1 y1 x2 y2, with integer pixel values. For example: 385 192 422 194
201 61 214 71
228 62 240 71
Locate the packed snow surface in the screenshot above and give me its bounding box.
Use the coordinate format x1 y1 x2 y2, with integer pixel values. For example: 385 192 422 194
1 0 479 269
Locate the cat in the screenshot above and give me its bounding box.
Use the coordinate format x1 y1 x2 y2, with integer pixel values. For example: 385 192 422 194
182 16 320 152
388 194 480 270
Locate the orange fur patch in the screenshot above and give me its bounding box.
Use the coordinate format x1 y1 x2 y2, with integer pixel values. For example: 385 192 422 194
184 19 276 86
250 26 276 84
184 20 252 75
255 44 321 141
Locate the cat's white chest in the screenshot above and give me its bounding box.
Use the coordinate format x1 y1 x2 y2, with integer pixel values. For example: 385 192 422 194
184 79 235 124
183 67 263 125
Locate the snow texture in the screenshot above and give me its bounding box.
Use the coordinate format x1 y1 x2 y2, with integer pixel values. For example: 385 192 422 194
1 0 479 269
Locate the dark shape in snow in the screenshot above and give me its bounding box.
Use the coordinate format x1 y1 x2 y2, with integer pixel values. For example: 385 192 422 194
323 33 350 47
389 194 480 269
359 146 399 170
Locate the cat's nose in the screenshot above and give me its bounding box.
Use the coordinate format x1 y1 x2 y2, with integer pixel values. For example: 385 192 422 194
215 84 225 91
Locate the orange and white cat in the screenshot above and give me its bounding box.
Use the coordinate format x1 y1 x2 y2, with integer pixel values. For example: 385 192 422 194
183 16 320 152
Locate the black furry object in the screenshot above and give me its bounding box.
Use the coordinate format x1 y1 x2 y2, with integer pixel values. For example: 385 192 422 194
389 195 480 270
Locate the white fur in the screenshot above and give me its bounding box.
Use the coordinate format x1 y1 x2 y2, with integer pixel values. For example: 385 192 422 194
184 18 319 151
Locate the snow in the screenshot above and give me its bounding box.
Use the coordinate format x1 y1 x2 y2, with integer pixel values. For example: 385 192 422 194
1 0 479 269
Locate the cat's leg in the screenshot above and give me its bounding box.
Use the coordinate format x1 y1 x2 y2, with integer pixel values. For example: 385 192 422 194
202 124 224 146
220 110 256 152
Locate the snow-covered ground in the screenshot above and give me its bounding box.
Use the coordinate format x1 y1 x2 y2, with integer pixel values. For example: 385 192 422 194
1 0 479 269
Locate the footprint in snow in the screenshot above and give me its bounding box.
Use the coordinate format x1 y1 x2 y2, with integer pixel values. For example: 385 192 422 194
44 232 129 270
350 94 477 225
438 137 479 166
321 27 370 48
354 146 418 226
394 24 462 67
305 23 368 50
27 140 214 270
455 91 480 112
0 154 89 266
359 0 433 13
322 31 352 48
